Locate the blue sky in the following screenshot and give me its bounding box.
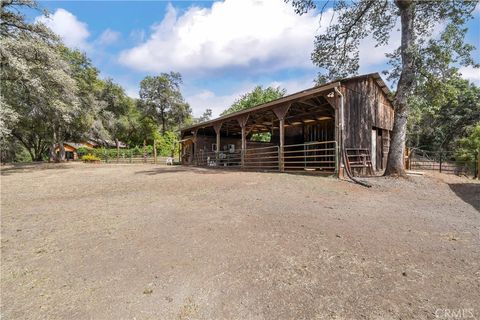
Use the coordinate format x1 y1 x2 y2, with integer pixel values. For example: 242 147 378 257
27 0 480 117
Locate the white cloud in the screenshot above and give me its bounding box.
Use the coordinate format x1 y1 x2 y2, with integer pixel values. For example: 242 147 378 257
119 0 329 74
186 87 250 118
459 66 480 84
129 29 146 44
36 8 90 51
186 76 317 118
268 76 316 93
97 28 121 46
359 35 399 70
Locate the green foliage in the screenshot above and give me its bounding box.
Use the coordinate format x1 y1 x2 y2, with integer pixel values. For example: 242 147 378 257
221 86 286 116
139 73 192 133
455 124 480 161
155 131 179 156
75 147 92 157
251 133 271 142
0 2 194 163
82 154 101 162
76 131 179 160
1 3 79 162
408 73 480 152
221 86 285 143
288 0 478 85
194 109 212 124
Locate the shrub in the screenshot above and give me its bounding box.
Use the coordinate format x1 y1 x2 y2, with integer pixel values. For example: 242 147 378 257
76 147 91 157
82 154 101 162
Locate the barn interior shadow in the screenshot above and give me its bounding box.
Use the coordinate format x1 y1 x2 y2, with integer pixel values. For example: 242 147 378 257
449 183 480 212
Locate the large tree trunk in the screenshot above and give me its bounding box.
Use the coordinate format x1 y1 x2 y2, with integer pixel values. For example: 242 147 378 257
59 140 66 161
49 142 57 162
160 108 166 134
115 138 120 162
49 130 65 162
384 0 415 177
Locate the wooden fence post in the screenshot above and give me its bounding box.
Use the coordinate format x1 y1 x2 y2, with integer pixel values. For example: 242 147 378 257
405 147 410 170
153 139 157 164
143 140 147 164
116 141 120 163
439 152 442 173
475 151 480 180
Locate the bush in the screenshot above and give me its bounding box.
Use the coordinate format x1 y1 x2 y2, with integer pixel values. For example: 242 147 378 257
82 154 101 162
76 147 91 157
455 124 480 162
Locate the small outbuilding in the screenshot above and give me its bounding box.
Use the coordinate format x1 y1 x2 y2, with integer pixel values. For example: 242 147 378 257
180 73 394 176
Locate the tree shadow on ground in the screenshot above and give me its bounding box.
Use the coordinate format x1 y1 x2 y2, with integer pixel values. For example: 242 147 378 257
0 163 72 176
134 166 230 176
449 183 480 212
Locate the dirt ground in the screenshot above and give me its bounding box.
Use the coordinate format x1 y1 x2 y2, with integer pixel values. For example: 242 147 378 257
1 163 479 320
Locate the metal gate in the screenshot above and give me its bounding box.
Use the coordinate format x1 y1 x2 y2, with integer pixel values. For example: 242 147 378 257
194 141 338 174
409 149 477 177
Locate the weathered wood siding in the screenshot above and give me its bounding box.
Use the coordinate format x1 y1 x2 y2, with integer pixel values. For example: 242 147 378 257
342 77 394 149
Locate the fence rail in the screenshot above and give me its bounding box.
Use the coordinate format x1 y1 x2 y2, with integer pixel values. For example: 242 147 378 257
95 154 176 165
408 149 478 177
284 141 337 173
196 150 242 167
244 145 279 171
194 141 338 174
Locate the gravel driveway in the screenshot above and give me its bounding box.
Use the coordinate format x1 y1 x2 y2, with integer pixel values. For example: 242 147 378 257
1 163 479 319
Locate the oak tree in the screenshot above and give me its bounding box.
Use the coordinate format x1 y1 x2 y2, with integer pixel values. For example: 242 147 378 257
288 0 478 176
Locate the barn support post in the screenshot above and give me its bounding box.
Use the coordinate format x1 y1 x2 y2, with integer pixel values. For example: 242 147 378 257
192 129 198 165
324 88 342 177
334 104 340 175
179 143 182 163
213 123 222 164
334 87 345 178
236 115 249 168
272 104 291 172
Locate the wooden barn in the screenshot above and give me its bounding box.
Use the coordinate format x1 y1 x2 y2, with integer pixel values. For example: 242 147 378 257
180 73 394 176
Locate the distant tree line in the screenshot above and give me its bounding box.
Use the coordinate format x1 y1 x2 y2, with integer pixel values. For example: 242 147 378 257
0 0 198 162
1 0 478 164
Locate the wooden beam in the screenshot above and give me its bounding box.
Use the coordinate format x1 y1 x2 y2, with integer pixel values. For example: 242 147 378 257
236 115 249 168
272 104 291 121
192 129 198 165
213 123 222 153
279 118 285 172
272 104 291 173
181 81 341 132
235 114 249 128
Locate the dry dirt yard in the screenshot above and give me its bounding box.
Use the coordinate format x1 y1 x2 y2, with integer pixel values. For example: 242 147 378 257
1 163 479 320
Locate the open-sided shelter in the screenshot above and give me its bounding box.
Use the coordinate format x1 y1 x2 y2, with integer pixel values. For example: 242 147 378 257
180 73 394 176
